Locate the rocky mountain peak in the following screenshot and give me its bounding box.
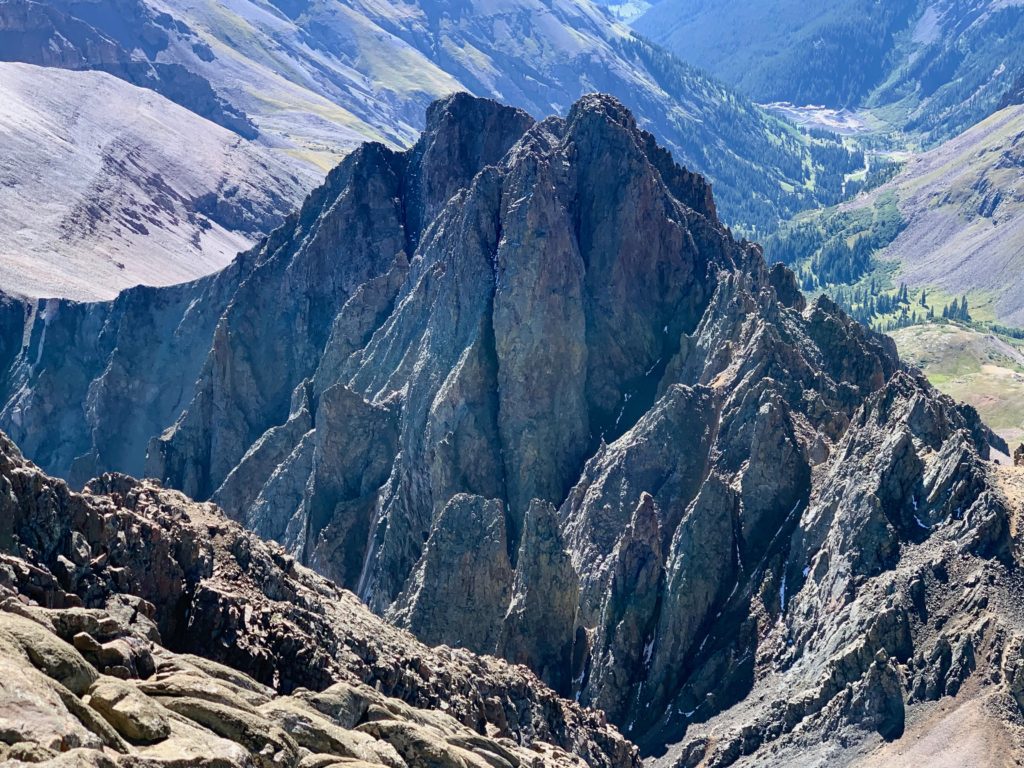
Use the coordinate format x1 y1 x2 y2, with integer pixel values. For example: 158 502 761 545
564 92 719 223
405 91 534 250
1 92 1022 766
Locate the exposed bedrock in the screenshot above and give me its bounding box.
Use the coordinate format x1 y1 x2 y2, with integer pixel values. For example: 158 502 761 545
0 92 1021 765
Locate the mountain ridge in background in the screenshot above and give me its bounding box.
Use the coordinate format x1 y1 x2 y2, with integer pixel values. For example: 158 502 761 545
635 0 1024 144
0 0 871 301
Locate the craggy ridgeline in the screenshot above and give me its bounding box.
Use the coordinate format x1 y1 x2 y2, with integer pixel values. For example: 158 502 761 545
2 94 1024 766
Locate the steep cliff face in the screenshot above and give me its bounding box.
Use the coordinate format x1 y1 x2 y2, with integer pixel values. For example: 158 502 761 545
1 92 1022 765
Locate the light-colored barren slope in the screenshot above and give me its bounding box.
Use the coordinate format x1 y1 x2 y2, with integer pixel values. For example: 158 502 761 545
0 61 313 301
0 0 863 305
868 105 1024 324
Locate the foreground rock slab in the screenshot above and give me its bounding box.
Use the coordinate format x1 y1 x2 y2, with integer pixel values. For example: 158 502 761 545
0 432 638 768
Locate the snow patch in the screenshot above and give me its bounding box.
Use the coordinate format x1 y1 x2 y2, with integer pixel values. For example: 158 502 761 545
33 298 59 368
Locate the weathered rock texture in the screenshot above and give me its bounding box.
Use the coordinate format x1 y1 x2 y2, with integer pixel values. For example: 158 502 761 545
0 432 637 767
1 92 1023 766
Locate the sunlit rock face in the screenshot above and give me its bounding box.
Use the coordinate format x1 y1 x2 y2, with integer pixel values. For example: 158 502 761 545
1 93 1021 767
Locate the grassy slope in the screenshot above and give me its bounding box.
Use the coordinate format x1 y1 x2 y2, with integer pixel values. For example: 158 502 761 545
767 104 1024 325
891 323 1024 448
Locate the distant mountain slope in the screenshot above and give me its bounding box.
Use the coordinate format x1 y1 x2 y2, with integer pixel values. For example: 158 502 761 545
0 0 870 305
154 0 868 231
870 0 1024 142
867 105 1024 323
143 0 461 156
0 0 258 136
0 62 312 301
636 0 1024 143
634 0 918 108
4 0 863 235
767 104 1024 325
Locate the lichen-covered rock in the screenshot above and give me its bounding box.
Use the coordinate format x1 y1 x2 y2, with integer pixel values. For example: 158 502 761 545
157 696 300 766
0 613 99 695
259 698 405 767
0 654 105 752
87 678 171 743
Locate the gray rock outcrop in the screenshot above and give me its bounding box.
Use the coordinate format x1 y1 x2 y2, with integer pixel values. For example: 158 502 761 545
0 92 1021 766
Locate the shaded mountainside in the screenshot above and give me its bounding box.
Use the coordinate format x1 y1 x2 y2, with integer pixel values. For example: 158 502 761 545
634 0 919 109
2 93 1024 765
0 432 636 767
635 0 1024 143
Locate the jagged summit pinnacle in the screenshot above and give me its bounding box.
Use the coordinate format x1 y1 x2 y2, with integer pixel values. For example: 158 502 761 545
1 93 1021 768
423 90 535 137
411 90 719 235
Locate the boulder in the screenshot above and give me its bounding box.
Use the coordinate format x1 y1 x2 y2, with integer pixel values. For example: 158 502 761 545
158 695 301 766
87 678 172 743
259 698 404 767
0 613 98 695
